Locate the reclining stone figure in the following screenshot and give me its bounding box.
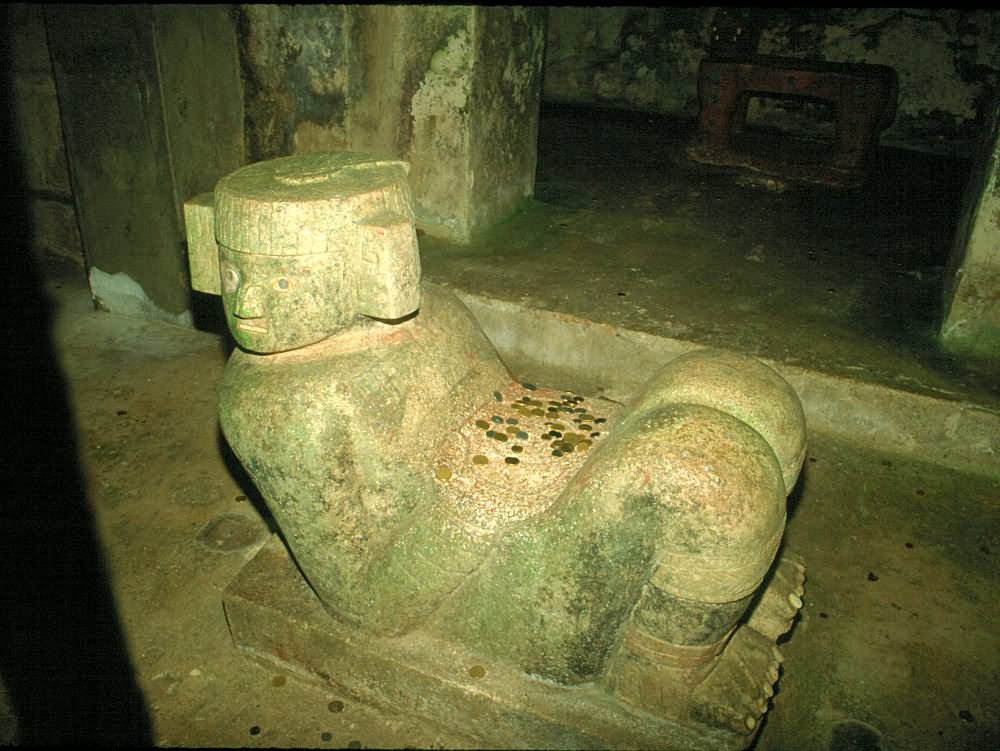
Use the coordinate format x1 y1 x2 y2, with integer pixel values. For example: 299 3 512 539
186 151 807 746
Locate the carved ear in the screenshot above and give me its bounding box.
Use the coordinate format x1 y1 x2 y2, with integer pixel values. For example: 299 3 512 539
354 210 422 320
183 192 221 295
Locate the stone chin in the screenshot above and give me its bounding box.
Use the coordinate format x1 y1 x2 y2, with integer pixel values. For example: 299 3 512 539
229 322 323 355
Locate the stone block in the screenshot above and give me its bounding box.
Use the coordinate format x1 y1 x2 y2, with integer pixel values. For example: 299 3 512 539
12 74 73 196
223 535 743 751
184 193 218 295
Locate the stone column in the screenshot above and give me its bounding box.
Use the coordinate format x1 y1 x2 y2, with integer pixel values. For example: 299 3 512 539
940 96 1000 361
380 6 547 242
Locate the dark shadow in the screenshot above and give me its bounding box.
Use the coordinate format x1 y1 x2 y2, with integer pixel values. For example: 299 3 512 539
216 428 277 535
0 7 153 745
191 287 231 340
784 461 808 523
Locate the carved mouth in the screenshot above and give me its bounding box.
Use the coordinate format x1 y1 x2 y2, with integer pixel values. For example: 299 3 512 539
237 319 268 334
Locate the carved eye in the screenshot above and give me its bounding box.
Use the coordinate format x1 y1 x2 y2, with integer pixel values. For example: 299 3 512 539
223 266 239 293
273 276 291 291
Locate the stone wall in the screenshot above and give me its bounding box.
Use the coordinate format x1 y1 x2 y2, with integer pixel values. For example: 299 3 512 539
237 4 354 161
237 5 546 242
46 5 244 322
8 4 83 269
543 8 1000 158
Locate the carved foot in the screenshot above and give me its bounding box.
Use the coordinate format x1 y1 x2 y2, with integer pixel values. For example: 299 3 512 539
746 550 806 642
692 625 783 735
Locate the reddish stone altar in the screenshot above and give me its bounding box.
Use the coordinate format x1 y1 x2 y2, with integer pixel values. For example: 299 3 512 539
688 56 898 188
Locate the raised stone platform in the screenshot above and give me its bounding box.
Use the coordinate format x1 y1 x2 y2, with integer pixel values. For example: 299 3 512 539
223 535 753 751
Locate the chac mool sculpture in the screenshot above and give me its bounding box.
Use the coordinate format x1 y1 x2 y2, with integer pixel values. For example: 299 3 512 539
184 152 808 750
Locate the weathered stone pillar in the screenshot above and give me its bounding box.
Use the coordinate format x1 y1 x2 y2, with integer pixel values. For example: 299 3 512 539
47 5 244 323
240 5 547 244
940 96 1000 361
379 6 547 242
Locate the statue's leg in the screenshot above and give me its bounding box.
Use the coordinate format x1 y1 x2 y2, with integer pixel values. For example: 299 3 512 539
628 349 809 648
602 349 808 736
599 402 789 736
432 349 806 728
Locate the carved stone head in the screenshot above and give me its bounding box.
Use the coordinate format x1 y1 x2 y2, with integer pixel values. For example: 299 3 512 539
194 152 421 354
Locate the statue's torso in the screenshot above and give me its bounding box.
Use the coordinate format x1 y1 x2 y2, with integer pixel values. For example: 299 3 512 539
218 285 508 600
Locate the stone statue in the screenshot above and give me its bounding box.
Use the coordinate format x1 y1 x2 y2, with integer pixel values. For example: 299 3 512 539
185 152 807 747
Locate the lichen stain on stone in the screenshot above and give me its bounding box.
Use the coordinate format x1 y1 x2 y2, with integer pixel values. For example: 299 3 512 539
238 6 352 161
819 15 978 122
307 67 348 98
293 120 348 154
501 16 545 114
549 9 707 115
408 26 475 237
411 29 472 120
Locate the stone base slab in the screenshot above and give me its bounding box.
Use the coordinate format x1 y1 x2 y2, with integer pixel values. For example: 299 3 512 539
222 535 748 750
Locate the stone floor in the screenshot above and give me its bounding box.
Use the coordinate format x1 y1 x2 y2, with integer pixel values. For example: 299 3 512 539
3 104 998 750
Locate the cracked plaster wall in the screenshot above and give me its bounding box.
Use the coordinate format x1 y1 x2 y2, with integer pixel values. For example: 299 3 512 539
544 8 1000 158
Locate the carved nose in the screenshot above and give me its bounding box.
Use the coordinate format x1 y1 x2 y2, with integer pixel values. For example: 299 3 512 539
234 283 264 318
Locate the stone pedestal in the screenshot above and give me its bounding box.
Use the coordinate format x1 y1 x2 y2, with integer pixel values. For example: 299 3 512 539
223 535 748 751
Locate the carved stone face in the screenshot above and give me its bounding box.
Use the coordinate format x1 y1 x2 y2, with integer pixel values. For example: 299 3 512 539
219 246 354 354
